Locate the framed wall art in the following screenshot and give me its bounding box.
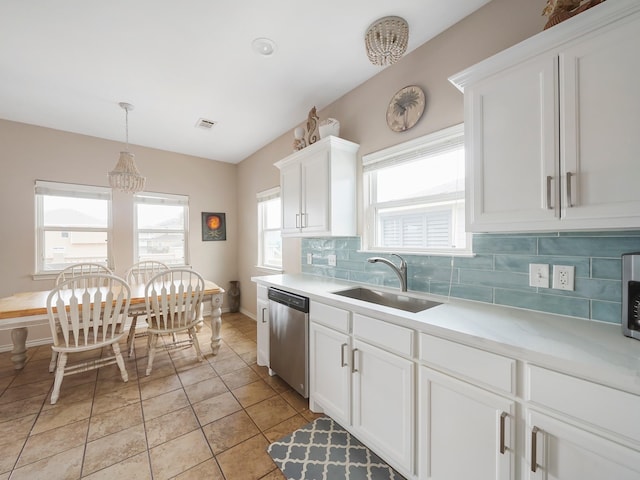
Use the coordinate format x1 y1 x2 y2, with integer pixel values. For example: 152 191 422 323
202 212 226 241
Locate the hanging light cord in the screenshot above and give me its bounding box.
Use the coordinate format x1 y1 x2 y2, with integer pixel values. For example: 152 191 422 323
124 106 129 151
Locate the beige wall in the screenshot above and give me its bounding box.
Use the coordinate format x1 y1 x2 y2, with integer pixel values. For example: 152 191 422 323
237 0 547 317
0 119 238 347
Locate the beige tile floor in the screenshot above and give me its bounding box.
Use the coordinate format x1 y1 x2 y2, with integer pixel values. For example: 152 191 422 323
0 312 321 480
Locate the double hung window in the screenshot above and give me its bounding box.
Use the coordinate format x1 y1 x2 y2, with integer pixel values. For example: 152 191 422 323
257 187 282 270
363 124 468 254
35 180 112 273
134 192 189 265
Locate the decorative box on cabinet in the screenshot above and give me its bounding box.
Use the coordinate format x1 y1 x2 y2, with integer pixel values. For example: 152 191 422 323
450 0 640 232
275 136 359 237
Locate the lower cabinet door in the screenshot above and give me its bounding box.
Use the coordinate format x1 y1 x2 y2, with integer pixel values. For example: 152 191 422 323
419 367 515 480
351 339 414 476
527 410 640 480
309 322 350 426
256 297 269 367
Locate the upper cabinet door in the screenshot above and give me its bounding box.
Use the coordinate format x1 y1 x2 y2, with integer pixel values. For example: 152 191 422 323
559 16 640 227
465 54 558 232
280 162 302 235
301 149 331 234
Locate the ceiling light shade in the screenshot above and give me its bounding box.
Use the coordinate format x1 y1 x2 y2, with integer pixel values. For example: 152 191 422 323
252 37 277 56
364 16 409 66
108 102 145 193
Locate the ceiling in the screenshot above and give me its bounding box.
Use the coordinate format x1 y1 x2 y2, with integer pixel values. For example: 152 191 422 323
0 0 491 164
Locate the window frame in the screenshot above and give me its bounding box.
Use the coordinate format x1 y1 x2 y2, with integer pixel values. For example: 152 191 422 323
34 180 113 275
257 187 282 271
133 191 189 266
362 123 471 256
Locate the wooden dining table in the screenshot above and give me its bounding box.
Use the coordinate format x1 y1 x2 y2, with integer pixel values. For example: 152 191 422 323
0 280 224 370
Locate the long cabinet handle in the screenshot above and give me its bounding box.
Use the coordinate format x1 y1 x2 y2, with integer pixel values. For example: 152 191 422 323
261 308 267 323
295 213 300 228
351 348 359 373
302 212 308 228
546 176 554 210
566 172 574 208
340 343 348 367
531 426 540 473
499 412 508 454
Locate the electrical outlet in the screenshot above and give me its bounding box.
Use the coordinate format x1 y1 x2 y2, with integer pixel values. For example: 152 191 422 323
553 265 575 291
529 264 549 288
306 253 313 265
328 254 337 267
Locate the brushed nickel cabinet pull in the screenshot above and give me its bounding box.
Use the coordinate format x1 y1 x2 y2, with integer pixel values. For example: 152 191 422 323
341 343 348 367
566 171 574 208
261 307 267 323
351 348 359 373
295 213 300 228
302 212 308 228
531 426 540 473
546 176 554 210
499 412 508 454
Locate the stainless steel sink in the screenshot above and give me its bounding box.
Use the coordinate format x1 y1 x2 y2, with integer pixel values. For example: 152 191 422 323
333 287 441 313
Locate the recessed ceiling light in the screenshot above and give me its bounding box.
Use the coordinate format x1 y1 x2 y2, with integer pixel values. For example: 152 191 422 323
252 37 277 56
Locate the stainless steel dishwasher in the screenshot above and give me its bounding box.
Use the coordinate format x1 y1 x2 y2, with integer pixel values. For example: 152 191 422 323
268 287 309 398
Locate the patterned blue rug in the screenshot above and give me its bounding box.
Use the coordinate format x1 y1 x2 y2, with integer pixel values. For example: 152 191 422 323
267 416 406 480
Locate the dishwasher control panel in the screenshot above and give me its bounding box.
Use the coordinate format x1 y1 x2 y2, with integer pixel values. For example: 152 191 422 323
268 288 309 313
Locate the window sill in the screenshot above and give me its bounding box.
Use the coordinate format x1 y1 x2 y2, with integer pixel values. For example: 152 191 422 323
255 265 284 274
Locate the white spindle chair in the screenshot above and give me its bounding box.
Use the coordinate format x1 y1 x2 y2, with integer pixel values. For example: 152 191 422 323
124 260 169 356
144 268 205 376
46 273 130 404
49 262 113 372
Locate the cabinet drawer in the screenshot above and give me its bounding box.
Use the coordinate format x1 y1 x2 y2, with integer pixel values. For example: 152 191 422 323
419 334 515 394
527 365 640 443
257 284 268 301
352 314 413 357
310 301 350 333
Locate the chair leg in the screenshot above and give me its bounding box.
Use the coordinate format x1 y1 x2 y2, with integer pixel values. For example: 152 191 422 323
49 350 58 373
112 343 129 382
127 316 138 358
190 327 203 362
146 334 158 376
51 352 67 404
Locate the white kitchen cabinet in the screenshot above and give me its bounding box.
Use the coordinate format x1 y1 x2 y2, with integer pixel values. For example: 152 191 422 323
526 410 640 480
451 0 640 232
309 322 351 426
275 136 359 237
351 338 414 475
526 365 640 479
256 285 269 367
419 367 515 480
418 334 516 480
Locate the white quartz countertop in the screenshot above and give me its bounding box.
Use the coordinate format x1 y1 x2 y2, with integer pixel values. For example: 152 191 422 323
253 273 640 396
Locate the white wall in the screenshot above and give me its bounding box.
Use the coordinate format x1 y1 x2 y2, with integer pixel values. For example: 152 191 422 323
236 0 547 317
0 119 238 348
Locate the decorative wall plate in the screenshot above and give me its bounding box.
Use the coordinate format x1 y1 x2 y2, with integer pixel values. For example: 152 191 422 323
386 85 426 132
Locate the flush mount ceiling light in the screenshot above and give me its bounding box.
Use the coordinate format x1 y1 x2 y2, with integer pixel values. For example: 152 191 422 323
252 37 277 56
108 102 146 193
364 16 409 66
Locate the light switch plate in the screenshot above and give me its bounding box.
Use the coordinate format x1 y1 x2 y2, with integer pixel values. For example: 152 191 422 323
529 264 549 288
306 253 313 265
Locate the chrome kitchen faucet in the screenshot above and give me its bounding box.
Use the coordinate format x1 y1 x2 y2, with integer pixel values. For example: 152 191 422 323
367 254 408 292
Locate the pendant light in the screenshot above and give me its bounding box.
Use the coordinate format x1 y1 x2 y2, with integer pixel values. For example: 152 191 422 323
364 16 409 66
108 102 146 193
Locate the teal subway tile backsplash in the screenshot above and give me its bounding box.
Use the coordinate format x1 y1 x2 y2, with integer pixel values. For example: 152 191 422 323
300 232 640 324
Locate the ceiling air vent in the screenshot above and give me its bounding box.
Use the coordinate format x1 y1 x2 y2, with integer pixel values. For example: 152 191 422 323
196 118 217 130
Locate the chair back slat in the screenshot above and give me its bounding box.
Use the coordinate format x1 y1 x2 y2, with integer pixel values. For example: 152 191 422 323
145 269 205 333
125 261 169 286
47 274 131 349
56 263 112 289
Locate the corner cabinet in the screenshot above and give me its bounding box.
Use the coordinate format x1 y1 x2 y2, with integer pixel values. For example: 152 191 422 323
275 136 359 237
450 0 640 232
